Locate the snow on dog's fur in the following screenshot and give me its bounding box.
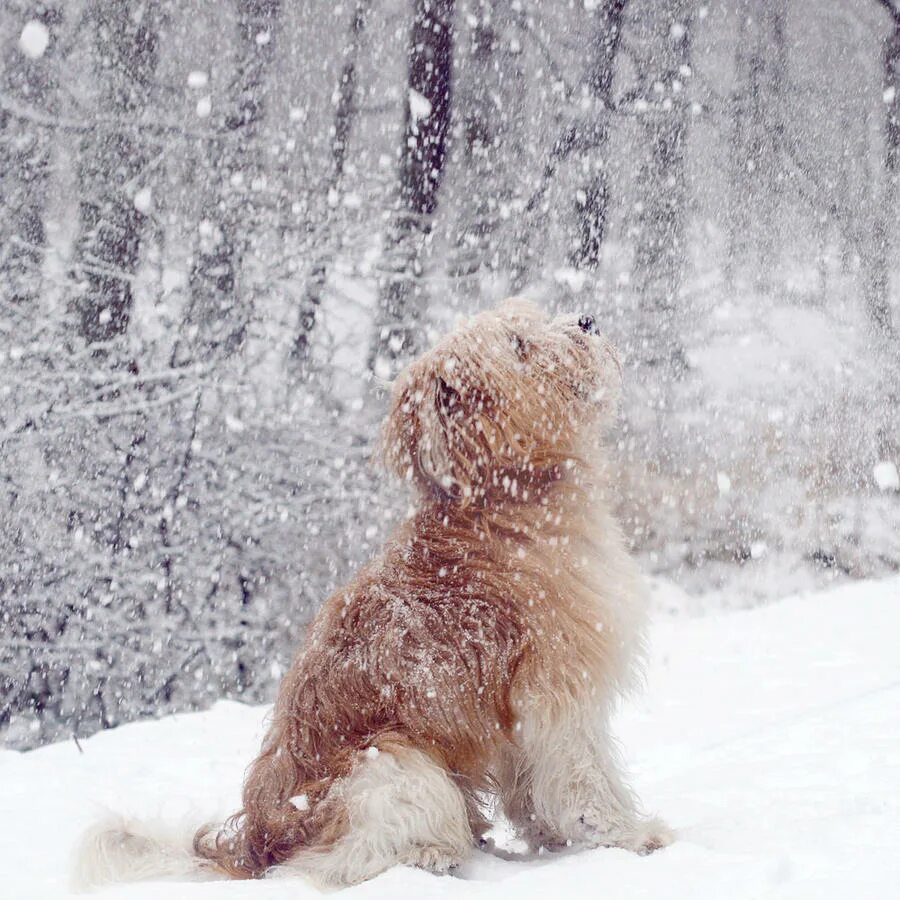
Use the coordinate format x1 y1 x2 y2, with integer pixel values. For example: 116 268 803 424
73 300 671 889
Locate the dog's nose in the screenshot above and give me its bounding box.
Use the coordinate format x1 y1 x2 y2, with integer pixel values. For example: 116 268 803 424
578 315 596 334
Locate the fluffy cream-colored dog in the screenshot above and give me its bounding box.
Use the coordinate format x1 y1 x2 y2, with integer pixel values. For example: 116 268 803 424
74 300 670 888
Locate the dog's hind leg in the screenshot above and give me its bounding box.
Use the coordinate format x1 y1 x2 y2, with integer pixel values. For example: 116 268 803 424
274 738 474 886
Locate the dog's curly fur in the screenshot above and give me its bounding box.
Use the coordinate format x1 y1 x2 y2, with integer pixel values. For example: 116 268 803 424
73 300 670 889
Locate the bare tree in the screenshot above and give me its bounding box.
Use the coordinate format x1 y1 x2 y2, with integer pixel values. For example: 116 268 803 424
866 0 900 335
370 0 456 376
724 0 788 293
0 2 62 310
448 0 525 291
71 0 158 345
188 0 281 357
507 3 630 288
631 0 694 373
571 0 629 271
291 0 373 374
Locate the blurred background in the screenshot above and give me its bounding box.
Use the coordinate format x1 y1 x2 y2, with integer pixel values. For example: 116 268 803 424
1 0 898 749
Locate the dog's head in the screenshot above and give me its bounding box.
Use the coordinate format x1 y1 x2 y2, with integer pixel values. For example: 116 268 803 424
381 299 621 504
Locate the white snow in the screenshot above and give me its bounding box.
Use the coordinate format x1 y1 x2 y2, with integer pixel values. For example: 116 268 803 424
552 267 587 293
873 461 899 492
224 414 246 433
133 188 152 214
18 20 49 60
3 577 899 898
408 88 432 121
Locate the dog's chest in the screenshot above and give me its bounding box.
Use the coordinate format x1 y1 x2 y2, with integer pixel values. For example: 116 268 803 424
511 508 645 690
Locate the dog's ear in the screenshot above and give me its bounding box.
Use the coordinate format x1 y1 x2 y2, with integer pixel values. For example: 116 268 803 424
436 375 459 413
380 364 477 502
512 332 529 363
430 376 478 500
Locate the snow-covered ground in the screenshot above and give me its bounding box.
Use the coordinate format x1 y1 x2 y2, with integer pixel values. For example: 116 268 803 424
3 577 899 899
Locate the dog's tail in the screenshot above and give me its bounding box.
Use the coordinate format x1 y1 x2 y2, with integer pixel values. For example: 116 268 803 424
191 740 350 880
71 771 345 888
71 816 217 890
70 786 337 890
72 710 351 887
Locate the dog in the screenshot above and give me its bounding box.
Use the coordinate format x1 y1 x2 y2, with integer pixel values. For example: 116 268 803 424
73 299 671 888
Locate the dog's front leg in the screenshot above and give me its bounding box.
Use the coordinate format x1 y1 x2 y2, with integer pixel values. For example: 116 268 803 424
506 707 672 855
573 736 672 855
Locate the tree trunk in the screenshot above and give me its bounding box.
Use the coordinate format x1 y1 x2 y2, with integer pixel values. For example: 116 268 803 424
189 0 281 358
370 0 455 377
291 0 372 375
723 9 750 292
631 0 694 374
71 0 158 346
0 2 62 310
724 0 787 294
755 0 787 293
571 0 628 271
866 7 899 335
836 103 856 275
448 0 525 290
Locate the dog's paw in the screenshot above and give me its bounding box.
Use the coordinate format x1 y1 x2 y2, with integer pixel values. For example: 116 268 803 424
403 845 462 875
517 820 570 853
624 817 674 855
594 816 674 855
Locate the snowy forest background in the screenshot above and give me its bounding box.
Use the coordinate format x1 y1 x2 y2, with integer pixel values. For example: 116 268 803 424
1 0 898 750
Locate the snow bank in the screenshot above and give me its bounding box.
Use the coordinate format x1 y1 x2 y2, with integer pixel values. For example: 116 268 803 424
2 577 899 899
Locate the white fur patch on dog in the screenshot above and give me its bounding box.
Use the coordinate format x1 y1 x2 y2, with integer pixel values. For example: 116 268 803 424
276 744 472 886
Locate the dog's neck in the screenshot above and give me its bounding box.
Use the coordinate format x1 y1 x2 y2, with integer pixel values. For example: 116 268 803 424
416 457 603 537
436 462 570 509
